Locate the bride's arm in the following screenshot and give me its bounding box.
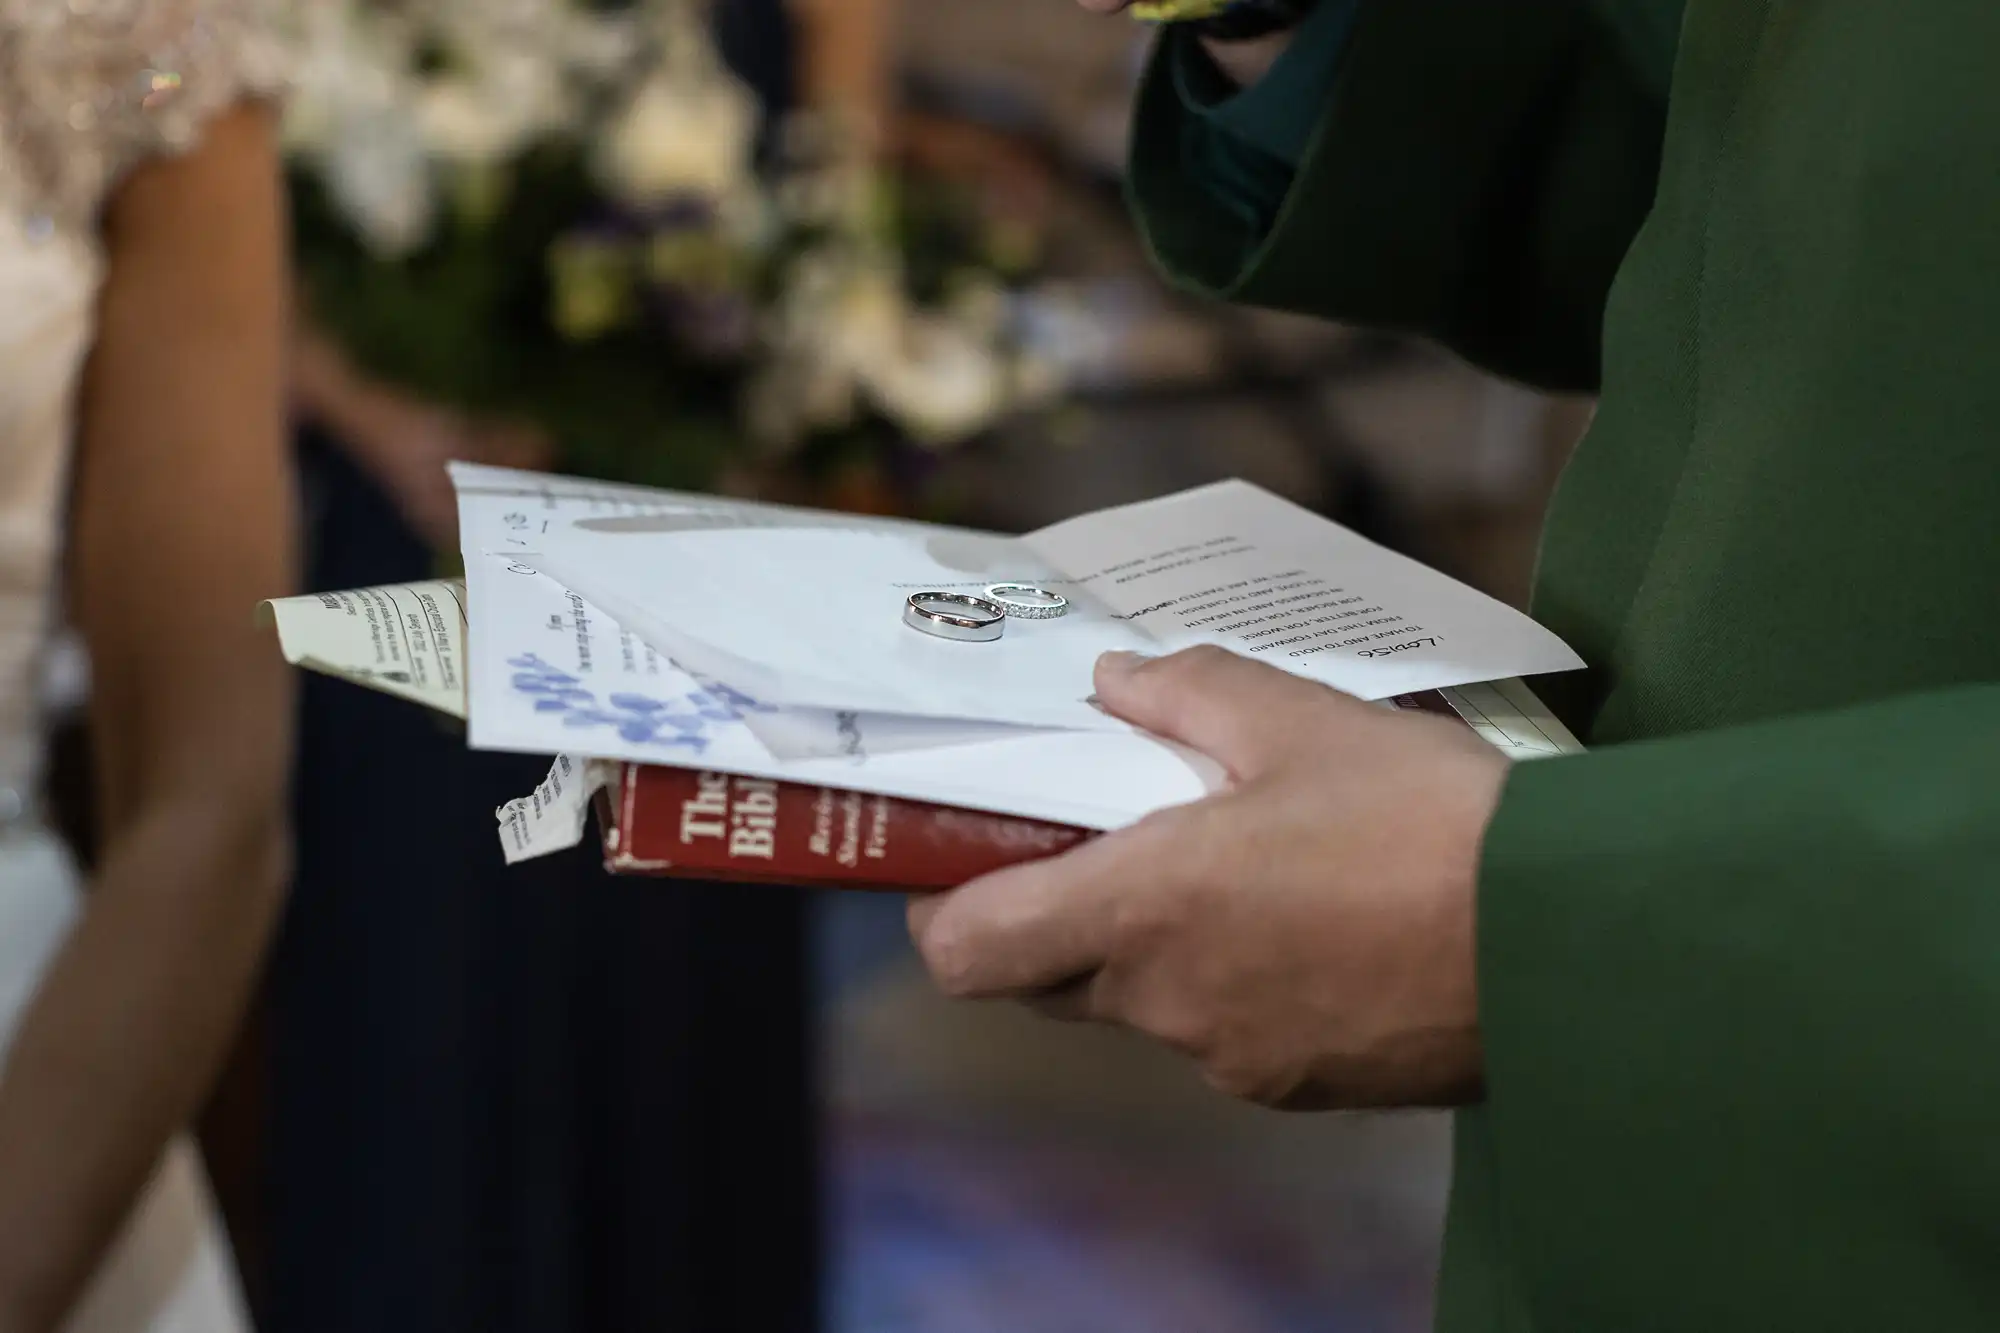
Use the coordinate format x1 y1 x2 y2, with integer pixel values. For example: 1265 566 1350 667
0 103 294 1331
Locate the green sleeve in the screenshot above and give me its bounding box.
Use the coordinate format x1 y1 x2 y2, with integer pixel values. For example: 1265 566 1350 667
1163 0 1361 242
1475 685 2000 1326
1129 0 1684 392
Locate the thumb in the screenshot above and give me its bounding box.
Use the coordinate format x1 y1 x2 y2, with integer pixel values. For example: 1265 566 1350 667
1094 645 1342 779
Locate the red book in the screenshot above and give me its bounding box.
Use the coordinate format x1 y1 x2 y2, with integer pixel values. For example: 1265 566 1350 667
598 764 1093 889
596 689 1506 891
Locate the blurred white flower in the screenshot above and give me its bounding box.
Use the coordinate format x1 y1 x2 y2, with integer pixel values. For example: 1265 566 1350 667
415 78 519 164
415 61 568 166
323 106 436 257
554 8 644 81
287 0 1038 448
596 71 757 207
858 313 1010 448
283 0 411 155
754 244 1013 450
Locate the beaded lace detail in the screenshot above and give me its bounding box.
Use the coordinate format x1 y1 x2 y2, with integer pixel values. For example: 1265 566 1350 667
0 0 291 235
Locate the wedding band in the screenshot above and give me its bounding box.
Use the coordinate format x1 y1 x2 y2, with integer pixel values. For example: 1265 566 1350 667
984 583 1070 620
904 592 1006 642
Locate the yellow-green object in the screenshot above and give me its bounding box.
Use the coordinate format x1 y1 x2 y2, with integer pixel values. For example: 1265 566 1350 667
447 161 511 232
646 230 744 291
1129 0 1236 22
548 236 639 343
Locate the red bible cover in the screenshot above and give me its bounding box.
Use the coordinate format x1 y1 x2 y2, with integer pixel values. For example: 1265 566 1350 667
597 690 1477 891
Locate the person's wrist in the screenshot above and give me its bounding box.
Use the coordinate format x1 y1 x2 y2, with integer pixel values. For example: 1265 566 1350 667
320 379 408 459
1411 748 1507 1106
1196 28 1295 89
294 338 391 449
338 383 457 475
1176 0 1318 42
1138 0 1318 89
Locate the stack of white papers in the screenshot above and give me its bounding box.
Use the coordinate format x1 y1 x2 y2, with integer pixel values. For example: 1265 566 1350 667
268 464 1584 862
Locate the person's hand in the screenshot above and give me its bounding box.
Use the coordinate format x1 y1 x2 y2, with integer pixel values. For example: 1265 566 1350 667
908 646 1511 1110
1072 0 1292 88
340 389 552 551
293 322 555 550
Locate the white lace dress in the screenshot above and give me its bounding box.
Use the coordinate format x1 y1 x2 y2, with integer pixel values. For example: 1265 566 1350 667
0 3 287 1329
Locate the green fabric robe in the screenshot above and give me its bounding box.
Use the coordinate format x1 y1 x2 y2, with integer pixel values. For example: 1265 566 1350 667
1128 2 2000 1328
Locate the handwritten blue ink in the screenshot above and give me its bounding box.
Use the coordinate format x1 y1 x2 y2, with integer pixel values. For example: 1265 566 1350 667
694 680 778 716
506 653 737 754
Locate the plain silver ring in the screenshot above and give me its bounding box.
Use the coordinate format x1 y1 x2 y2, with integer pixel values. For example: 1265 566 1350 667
904 592 1006 642
984 583 1070 620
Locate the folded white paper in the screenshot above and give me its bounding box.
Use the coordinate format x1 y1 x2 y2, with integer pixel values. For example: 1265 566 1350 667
447 464 1220 829
523 479 1584 731
413 464 1581 835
